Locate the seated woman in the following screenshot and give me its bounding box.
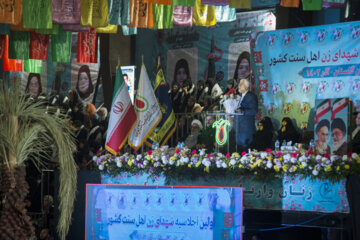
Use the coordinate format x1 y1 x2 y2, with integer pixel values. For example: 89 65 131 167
251 117 274 151
277 117 300 145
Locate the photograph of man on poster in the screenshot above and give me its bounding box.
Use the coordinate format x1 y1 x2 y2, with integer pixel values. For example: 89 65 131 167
331 118 348 156
314 119 331 154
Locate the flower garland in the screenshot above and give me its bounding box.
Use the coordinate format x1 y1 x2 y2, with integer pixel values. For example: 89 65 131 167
92 147 360 182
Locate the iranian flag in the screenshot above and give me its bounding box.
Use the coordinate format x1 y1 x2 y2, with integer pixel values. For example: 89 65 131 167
105 67 137 155
128 64 162 150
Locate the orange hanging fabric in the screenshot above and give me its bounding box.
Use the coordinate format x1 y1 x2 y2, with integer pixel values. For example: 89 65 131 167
280 0 300 7
3 35 23 71
0 0 22 24
129 0 154 28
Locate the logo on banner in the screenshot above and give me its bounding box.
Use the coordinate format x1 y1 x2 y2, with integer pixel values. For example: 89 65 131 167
113 102 124 114
286 82 296 94
302 81 311 93
212 119 231 146
283 103 292 115
300 122 308 130
330 27 343 41
351 79 360 92
282 32 293 45
272 83 280 95
267 34 276 46
333 80 344 92
256 65 265 76
299 102 310 115
134 95 149 112
297 31 309 43
349 25 360 39
253 51 263 63
314 29 326 42
317 81 328 95
258 79 268 92
267 104 275 115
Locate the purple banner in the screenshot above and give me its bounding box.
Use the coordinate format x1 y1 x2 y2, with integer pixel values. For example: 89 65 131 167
52 0 81 24
63 24 90 32
173 6 193 27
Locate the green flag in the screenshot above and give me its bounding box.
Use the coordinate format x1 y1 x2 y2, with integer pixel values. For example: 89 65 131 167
52 27 72 63
24 59 43 73
173 0 196 6
23 0 53 29
302 0 322 10
36 25 60 35
9 31 30 60
153 4 173 29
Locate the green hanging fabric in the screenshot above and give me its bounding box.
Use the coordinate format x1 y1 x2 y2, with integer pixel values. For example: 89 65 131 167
108 0 130 25
121 25 137 35
153 4 173 29
302 0 322 10
23 0 53 29
173 0 195 6
24 59 43 73
51 26 72 63
36 25 60 35
9 31 30 60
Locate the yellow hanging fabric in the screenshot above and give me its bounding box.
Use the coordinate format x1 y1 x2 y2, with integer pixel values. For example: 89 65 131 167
81 0 94 26
229 0 251 9
92 0 109 27
129 0 154 28
96 24 118 33
192 0 216 26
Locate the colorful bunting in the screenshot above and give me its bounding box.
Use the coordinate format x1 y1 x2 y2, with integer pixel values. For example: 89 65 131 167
23 0 53 29
108 0 130 25
173 6 192 27
153 4 173 29
192 0 216 26
77 28 98 63
215 5 236 22
81 0 109 27
280 0 300 7
129 0 154 28
96 24 118 33
24 59 43 73
29 32 50 60
3 35 23 71
9 31 30 60
52 0 81 24
52 26 72 63
0 0 22 25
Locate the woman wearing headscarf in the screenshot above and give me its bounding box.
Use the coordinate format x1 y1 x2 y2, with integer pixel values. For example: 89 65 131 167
251 117 274 151
277 117 300 144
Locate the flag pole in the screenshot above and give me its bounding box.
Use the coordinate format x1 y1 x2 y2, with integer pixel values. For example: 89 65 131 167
157 56 161 68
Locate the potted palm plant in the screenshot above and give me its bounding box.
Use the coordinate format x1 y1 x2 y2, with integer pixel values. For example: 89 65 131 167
0 83 77 240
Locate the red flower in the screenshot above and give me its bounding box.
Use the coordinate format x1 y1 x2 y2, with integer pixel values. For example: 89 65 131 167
291 152 297 158
148 150 153 155
241 152 246 156
176 149 181 154
208 153 212 157
307 149 314 156
133 149 137 154
265 148 272 153
348 152 353 158
226 152 230 158
324 153 330 158
192 149 197 155
277 152 282 157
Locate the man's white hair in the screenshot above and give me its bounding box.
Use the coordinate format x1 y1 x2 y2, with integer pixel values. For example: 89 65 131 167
239 78 250 90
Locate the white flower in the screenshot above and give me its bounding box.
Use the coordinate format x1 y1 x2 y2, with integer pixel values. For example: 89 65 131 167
266 161 273 169
312 169 319 176
230 159 237 166
290 157 297 163
169 160 175 165
203 161 211 167
116 161 122 168
161 155 167 162
155 156 160 161
162 159 168 165
92 156 98 161
330 155 337 162
217 153 224 157
98 164 104 171
216 163 221 168
115 157 121 162
143 160 149 166
299 156 307 162
199 150 206 156
183 157 189 163
136 154 142 160
315 155 322 161
260 152 267 159
283 154 291 162
302 162 307 167
352 153 359 159
342 155 348 161
222 162 228 168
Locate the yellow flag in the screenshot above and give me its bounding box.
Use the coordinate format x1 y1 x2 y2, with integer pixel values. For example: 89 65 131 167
192 0 216 26
81 0 109 27
229 0 251 9
129 0 154 28
0 0 22 24
96 24 118 33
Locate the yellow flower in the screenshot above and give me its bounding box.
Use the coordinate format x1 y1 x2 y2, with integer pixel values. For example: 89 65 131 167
292 166 297 172
344 164 350 170
282 164 289 172
266 156 272 160
187 164 192 168
250 156 256 161
274 166 280 172
278 157 283 161
251 164 256 169
170 156 176 161
300 164 305 169
356 156 360 164
153 163 157 167
102 161 107 165
228 162 231 167
195 161 201 168
336 166 340 171
238 164 243 168
204 167 210 173
232 152 240 158
324 165 332 172
146 155 151 160
128 160 133 166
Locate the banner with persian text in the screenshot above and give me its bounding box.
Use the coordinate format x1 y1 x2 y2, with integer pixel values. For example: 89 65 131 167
135 9 275 90
86 184 243 240
250 21 360 130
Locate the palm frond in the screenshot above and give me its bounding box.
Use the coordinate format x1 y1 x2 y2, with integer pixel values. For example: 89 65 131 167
0 83 77 240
